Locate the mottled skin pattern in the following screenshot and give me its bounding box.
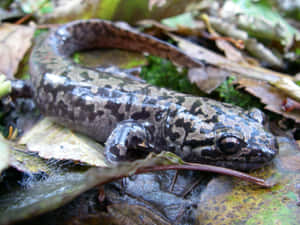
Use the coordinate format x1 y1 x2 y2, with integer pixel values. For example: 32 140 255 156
30 19 278 171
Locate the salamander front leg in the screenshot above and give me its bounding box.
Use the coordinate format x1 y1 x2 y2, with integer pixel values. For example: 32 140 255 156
105 120 155 164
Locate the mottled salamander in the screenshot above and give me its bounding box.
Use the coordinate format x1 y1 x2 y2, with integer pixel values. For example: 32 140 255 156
29 19 278 171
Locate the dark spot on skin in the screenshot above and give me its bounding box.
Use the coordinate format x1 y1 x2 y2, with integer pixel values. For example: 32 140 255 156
204 114 218 123
200 128 212 134
155 111 164 122
190 100 203 115
175 118 193 132
105 101 125 121
187 138 214 148
97 87 110 98
80 72 91 81
168 131 180 142
175 96 185 105
131 108 150 120
56 100 70 117
211 105 225 115
201 149 220 158
143 97 157 105
111 90 122 98
61 70 71 77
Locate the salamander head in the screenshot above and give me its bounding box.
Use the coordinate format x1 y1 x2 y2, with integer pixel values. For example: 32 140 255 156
185 107 278 171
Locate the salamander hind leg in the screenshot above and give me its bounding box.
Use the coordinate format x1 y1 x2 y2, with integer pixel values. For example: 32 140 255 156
105 120 155 164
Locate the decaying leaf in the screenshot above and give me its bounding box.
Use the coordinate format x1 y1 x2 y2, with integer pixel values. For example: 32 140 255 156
0 135 10 174
9 147 52 174
18 118 107 167
238 78 300 122
277 137 300 172
0 23 35 78
0 169 91 225
280 154 300 172
0 152 196 224
107 203 171 225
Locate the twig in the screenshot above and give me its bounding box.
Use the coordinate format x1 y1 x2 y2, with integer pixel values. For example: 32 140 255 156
95 163 275 188
169 170 179 192
201 14 244 49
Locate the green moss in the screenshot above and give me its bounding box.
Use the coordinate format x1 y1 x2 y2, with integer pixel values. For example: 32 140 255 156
140 56 202 95
34 29 48 38
73 53 81 64
214 77 263 109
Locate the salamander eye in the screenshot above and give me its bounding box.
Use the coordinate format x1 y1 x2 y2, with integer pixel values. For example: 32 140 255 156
217 136 242 154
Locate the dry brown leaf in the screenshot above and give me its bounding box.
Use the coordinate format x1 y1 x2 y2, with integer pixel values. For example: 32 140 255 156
271 77 300 103
0 23 35 78
168 34 300 121
188 66 228 94
238 78 300 122
170 34 289 82
215 39 246 63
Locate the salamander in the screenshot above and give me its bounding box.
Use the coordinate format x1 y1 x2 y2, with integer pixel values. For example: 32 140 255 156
29 19 278 171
